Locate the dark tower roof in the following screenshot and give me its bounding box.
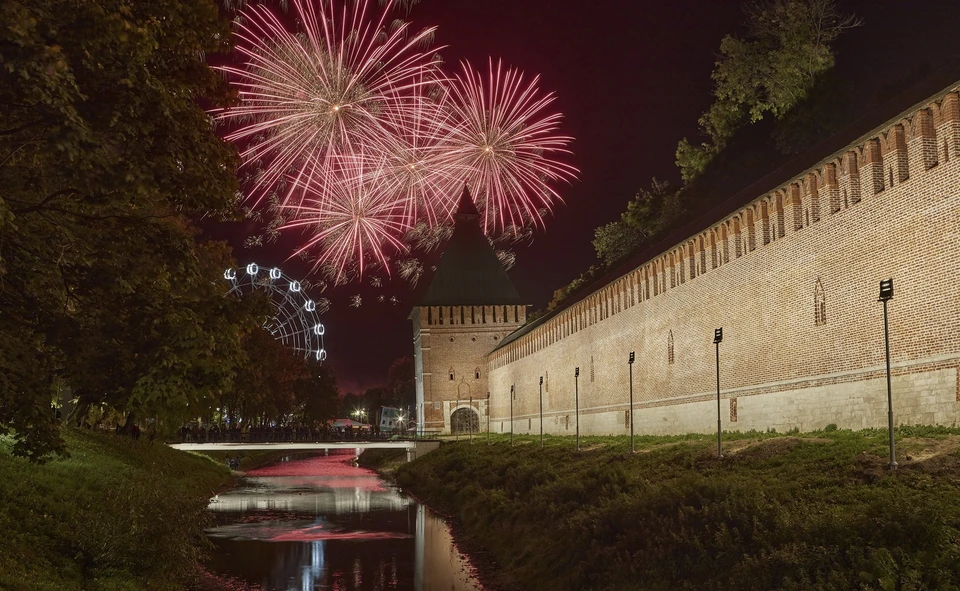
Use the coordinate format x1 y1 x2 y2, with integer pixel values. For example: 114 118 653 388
418 188 524 306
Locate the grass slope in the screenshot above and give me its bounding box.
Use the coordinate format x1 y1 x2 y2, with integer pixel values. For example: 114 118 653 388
397 427 960 591
0 428 232 591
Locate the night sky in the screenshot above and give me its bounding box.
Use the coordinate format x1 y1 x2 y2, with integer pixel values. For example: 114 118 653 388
208 0 960 394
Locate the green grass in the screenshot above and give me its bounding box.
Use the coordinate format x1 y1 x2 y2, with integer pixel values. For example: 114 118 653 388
397 427 960 591
357 447 408 476
0 428 232 591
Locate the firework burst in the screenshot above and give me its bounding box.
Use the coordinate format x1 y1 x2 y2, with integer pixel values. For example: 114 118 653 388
443 59 579 233
216 1 579 287
281 158 411 284
216 0 442 207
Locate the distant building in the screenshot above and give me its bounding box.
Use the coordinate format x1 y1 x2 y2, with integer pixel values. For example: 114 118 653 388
408 188 528 435
379 407 404 433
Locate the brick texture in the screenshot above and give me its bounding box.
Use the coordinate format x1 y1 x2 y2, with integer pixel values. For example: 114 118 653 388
479 86 960 437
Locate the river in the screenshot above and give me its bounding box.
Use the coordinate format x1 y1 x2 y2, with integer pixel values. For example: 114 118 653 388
204 451 483 591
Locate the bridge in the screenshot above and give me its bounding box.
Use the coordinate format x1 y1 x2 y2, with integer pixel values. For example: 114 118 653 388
169 440 441 462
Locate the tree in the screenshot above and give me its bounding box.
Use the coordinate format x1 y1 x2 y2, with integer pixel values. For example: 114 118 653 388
592 179 681 267
0 0 241 458
676 0 859 181
296 363 339 425
387 356 416 409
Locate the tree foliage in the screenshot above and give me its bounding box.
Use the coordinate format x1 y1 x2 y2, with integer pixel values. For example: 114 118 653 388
542 0 859 317
220 327 340 427
0 0 244 459
592 178 681 267
676 0 860 182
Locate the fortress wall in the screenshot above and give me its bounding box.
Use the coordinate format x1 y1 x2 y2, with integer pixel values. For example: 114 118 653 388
487 86 960 437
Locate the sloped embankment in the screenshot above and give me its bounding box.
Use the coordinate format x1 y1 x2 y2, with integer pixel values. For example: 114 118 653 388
0 428 232 591
397 428 960 591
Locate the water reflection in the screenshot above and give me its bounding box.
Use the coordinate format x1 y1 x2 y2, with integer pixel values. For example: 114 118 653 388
205 452 482 591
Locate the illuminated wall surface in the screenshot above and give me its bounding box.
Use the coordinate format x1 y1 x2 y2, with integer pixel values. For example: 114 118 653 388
482 82 960 437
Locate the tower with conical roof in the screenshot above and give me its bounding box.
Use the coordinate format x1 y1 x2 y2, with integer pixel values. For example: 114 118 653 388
409 188 528 435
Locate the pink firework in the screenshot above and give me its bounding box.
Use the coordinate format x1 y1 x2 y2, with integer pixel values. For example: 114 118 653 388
352 75 463 228
443 59 579 234
215 0 442 208
281 156 411 284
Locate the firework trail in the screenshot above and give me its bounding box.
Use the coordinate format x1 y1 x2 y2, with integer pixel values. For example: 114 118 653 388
216 0 442 208
444 59 579 234
217 0 579 284
280 156 411 284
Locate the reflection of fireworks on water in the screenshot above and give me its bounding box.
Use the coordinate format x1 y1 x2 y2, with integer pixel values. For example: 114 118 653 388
217 0 578 285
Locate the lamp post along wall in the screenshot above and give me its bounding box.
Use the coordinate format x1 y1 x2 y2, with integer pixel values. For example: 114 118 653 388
575 367 580 451
486 391 491 445
879 279 897 470
714 328 723 459
539 376 544 448
510 384 515 446
628 351 635 453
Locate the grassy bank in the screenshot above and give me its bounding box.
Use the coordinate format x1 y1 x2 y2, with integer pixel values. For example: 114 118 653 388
196 448 301 472
356 447 408 478
0 428 232 591
397 427 960 591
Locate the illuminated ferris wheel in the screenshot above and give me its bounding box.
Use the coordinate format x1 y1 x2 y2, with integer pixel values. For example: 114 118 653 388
223 263 327 362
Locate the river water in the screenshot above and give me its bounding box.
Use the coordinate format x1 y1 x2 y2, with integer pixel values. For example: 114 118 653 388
204 451 483 591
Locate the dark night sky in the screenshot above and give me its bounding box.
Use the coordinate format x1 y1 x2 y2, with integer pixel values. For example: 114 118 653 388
210 0 960 394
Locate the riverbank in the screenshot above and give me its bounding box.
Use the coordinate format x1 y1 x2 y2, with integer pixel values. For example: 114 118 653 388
0 428 232 591
397 427 960 591
355 447 407 478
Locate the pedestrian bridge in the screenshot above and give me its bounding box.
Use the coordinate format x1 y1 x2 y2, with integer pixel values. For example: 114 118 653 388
169 440 441 462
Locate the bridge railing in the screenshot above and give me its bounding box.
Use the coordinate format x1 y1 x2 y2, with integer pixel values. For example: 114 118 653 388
171 427 420 445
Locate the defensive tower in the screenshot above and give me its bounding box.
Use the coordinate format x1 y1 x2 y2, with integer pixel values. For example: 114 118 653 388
409 188 528 435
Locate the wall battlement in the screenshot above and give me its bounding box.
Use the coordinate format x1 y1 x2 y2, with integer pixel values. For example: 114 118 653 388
486 82 960 437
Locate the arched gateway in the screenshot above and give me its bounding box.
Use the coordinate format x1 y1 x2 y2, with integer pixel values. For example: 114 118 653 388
451 407 480 434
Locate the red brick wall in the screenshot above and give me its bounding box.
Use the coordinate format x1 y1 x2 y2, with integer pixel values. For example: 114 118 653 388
486 85 960 436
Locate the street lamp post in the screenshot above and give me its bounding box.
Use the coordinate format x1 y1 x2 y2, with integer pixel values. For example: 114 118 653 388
486 391 491 445
879 278 898 470
628 351 635 453
539 376 544 449
469 396 473 445
714 328 723 459
510 384 515 446
575 367 580 451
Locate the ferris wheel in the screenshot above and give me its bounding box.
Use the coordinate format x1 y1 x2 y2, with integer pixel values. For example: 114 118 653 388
223 263 327 362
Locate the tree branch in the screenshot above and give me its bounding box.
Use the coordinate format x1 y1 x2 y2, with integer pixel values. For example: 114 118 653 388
11 189 80 215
